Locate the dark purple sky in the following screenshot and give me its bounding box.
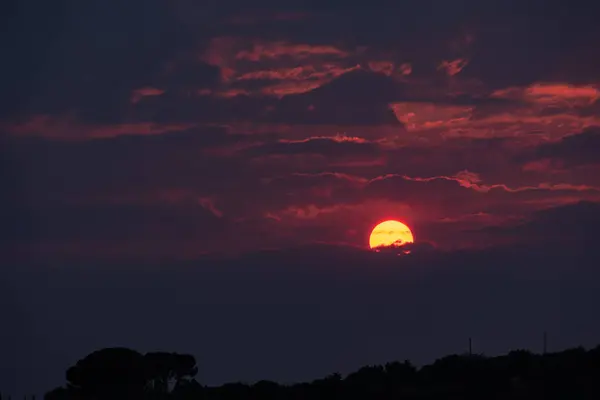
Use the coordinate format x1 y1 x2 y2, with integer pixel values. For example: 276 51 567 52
2 0 600 396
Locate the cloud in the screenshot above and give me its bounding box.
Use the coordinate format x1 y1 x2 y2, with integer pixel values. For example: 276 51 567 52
236 66 338 81
526 127 600 168
292 69 398 104
233 64 359 96
366 174 476 207
266 172 368 191
152 60 222 92
257 172 368 217
5 0 600 131
1 0 216 124
491 84 600 108
246 135 381 158
390 102 473 130
385 91 600 145
202 36 358 97
4 202 225 243
5 69 411 130
1 127 270 207
367 61 395 76
456 5 600 89
266 69 405 125
5 114 197 140
130 87 165 104
476 200 600 247
6 123 599 261
437 59 469 76
235 41 348 61
525 84 600 106
3 0 600 258
0 191 232 263
256 168 600 247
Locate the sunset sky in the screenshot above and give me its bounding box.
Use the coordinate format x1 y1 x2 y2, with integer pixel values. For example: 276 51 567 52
2 0 600 396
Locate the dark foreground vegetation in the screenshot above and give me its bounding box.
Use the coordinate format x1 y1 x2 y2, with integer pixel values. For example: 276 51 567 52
37 345 600 400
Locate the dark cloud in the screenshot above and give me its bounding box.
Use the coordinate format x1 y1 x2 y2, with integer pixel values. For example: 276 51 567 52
455 3 600 89
530 127 600 168
153 60 221 92
133 67 410 125
209 1 600 89
5 0 600 127
270 70 402 125
4 202 225 243
254 172 367 214
266 172 366 191
528 201 600 239
4 127 269 198
366 175 476 208
478 200 600 247
4 124 598 262
133 93 271 124
381 137 519 182
283 69 399 103
578 100 600 118
246 136 381 158
1 0 214 123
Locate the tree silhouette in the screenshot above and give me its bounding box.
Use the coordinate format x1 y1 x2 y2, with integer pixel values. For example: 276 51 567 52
43 344 600 400
43 387 69 400
66 347 147 399
345 365 388 400
44 348 197 400
171 379 203 400
144 352 198 395
251 380 280 400
310 373 341 400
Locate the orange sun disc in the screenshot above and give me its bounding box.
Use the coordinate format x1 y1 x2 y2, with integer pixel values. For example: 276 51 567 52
369 220 414 249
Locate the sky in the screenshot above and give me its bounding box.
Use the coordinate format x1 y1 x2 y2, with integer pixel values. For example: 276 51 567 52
2 0 600 396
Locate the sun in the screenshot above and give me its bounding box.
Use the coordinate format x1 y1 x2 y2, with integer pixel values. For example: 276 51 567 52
369 220 414 249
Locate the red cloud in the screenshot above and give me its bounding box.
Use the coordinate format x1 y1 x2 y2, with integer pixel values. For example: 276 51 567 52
130 87 164 104
437 59 469 76
390 102 473 130
198 197 223 217
236 42 348 61
246 135 381 160
6 114 192 139
491 83 600 107
279 134 369 144
235 64 360 96
527 84 600 105
202 37 359 97
367 61 395 76
399 63 413 76
521 159 559 173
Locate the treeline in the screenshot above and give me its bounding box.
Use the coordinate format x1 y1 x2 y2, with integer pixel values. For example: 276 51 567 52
40 345 600 399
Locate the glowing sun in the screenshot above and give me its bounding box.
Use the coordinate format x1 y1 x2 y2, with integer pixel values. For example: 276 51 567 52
369 220 414 249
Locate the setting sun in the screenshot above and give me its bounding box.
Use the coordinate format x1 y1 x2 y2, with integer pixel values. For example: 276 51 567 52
369 220 414 249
